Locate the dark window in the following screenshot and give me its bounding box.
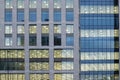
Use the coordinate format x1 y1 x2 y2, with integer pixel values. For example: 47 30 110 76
54 35 61 46
5 10 12 22
29 10 36 22
54 10 61 22
41 10 49 21
29 35 36 46
17 10 24 22
41 35 49 46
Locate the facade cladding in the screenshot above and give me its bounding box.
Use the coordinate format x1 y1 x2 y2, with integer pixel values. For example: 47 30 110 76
0 0 119 80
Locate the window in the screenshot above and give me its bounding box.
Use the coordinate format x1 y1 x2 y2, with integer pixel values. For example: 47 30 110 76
5 36 12 46
66 35 74 46
41 35 49 46
17 35 24 46
5 0 13 8
54 24 61 33
5 10 12 22
54 35 61 46
29 35 36 46
41 10 49 21
29 25 37 34
42 25 49 33
29 10 36 22
54 49 73 58
54 0 61 8
54 74 73 80
66 25 73 33
0 74 25 80
66 0 73 8
17 0 24 8
17 25 24 34
42 0 49 8
66 11 74 21
0 50 24 58
30 74 49 80
29 0 37 8
5 25 12 34
29 50 49 58
54 10 61 22
54 62 73 70
17 10 24 22
30 62 49 70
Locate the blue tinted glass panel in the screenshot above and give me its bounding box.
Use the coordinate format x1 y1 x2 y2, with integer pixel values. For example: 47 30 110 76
17 10 24 22
41 11 49 22
5 10 12 22
66 35 74 46
66 11 74 21
29 10 36 22
80 37 114 49
54 11 61 22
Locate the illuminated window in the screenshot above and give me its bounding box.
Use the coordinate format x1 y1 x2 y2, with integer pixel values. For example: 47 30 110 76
66 0 73 8
54 74 73 80
29 25 37 34
17 25 24 34
54 24 61 33
30 74 49 80
54 0 61 8
30 50 49 58
17 0 24 8
54 62 73 70
54 49 73 58
29 0 36 8
5 0 13 8
0 74 25 80
42 0 49 8
66 25 73 33
30 62 49 70
42 25 49 33
5 25 12 34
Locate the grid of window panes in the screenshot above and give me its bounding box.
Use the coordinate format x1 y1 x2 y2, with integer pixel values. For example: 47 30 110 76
0 74 25 80
0 50 25 70
80 0 119 80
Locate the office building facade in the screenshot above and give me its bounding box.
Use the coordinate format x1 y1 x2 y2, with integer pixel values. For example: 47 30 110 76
0 0 119 80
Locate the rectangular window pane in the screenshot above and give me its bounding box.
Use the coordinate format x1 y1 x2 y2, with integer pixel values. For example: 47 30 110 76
66 35 74 46
17 25 24 34
54 24 61 33
29 0 37 8
42 25 49 33
42 0 49 8
66 11 74 21
29 25 37 34
54 10 61 22
17 10 24 22
17 0 24 8
5 36 12 46
41 10 49 21
29 10 36 22
29 35 36 46
30 74 49 80
66 25 73 33
66 0 73 8
54 0 61 8
17 35 24 46
5 0 13 8
41 35 49 46
5 25 12 34
54 35 61 46
5 10 12 22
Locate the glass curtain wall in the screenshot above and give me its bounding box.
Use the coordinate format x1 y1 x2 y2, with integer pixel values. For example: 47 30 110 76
79 0 119 80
